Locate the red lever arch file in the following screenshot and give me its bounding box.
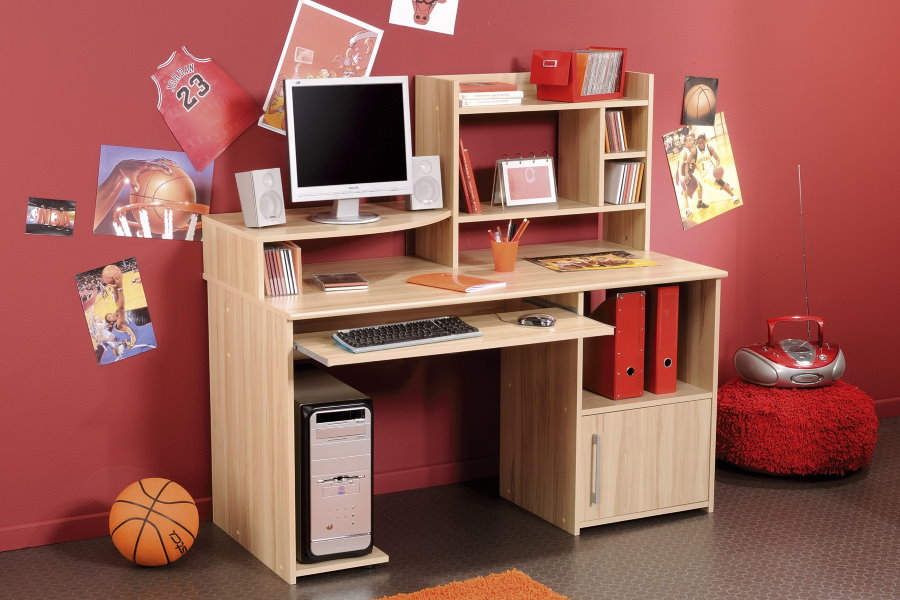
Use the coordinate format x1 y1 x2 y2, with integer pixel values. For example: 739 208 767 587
583 290 645 400
644 285 679 395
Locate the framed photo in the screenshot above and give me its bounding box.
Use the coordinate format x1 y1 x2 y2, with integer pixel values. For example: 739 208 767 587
498 157 557 206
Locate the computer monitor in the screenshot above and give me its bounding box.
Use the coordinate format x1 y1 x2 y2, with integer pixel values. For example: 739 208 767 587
284 76 413 224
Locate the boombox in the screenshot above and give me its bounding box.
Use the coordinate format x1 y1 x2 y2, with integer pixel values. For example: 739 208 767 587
734 315 845 388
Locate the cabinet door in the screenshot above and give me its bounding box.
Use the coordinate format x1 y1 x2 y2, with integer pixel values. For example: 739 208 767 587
579 399 711 523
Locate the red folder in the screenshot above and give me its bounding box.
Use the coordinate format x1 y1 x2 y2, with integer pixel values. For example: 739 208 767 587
530 47 627 103
644 286 679 395
583 291 645 400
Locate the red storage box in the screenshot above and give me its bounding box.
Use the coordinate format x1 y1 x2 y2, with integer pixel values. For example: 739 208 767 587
530 47 627 102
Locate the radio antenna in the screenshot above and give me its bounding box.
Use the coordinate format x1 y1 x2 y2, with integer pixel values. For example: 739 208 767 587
797 164 812 319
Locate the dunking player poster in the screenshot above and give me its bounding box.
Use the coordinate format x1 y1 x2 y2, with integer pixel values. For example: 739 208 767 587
76 257 158 366
259 1 383 134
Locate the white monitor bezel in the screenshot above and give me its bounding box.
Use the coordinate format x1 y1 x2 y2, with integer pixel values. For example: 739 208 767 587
284 75 413 205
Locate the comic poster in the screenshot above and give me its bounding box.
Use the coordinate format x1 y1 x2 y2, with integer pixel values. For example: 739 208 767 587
259 1 383 134
76 257 157 366
663 112 743 230
92 145 213 241
389 0 460 35
25 198 76 236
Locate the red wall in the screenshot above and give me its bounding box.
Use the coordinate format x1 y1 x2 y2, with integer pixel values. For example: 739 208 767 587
3 0 899 551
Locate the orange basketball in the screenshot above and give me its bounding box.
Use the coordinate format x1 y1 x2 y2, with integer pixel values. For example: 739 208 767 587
684 84 717 122
713 166 725 179
128 165 197 234
109 478 199 566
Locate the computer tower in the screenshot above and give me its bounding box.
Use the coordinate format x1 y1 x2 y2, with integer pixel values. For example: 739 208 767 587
294 364 373 563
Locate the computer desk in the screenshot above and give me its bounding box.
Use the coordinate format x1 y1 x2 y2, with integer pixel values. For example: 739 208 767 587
202 207 726 583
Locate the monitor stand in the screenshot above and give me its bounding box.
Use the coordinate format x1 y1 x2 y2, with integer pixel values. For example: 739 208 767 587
310 198 381 225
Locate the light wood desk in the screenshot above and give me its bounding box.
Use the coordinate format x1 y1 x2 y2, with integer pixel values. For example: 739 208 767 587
202 206 726 583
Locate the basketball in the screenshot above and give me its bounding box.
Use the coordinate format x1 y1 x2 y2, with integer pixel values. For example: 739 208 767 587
109 478 199 566
684 84 717 122
713 166 725 179
128 164 197 234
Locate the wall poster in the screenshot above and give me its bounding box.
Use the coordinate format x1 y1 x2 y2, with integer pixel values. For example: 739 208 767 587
259 1 384 134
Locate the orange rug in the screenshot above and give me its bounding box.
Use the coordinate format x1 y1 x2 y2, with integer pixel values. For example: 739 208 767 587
374 569 568 600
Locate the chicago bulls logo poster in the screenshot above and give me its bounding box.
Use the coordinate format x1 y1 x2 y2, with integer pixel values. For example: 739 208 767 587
389 0 459 35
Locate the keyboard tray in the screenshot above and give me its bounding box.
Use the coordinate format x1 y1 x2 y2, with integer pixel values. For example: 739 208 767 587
294 308 613 366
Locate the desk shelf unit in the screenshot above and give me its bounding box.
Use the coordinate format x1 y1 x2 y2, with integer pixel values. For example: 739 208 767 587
202 71 726 584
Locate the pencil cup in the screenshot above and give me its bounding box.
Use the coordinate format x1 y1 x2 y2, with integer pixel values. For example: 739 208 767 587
491 240 519 272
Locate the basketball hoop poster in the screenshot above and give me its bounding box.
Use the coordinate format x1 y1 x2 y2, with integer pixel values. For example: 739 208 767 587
663 112 744 230
389 0 459 35
259 1 383 134
682 76 719 126
75 257 158 366
92 145 213 242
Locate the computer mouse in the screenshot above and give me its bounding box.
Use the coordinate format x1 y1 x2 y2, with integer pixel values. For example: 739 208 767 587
516 313 556 327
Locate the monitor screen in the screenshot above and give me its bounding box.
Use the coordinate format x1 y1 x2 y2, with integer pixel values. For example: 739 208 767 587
285 76 412 224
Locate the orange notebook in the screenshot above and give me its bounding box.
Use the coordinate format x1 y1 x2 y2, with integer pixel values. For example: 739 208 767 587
406 272 506 293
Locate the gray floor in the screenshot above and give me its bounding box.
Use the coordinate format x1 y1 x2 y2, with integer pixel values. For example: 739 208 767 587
1 418 897 600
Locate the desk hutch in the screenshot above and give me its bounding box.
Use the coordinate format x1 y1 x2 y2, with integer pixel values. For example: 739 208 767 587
202 72 727 584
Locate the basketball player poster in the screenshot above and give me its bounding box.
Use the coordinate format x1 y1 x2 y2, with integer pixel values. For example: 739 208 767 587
663 112 743 230
389 0 460 35
92 145 213 241
75 257 158 366
259 1 384 134
25 198 76 236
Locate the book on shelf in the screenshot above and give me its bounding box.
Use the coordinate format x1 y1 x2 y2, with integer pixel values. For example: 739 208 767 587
264 241 301 296
311 272 369 291
576 48 624 96
458 138 481 214
458 81 519 93
458 90 524 100
605 109 628 152
604 161 645 205
406 272 506 293
459 97 523 107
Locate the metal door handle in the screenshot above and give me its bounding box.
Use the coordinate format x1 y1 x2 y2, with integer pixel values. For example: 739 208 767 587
591 433 601 505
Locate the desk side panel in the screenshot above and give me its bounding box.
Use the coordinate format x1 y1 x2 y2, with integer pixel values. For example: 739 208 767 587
678 278 721 511
499 340 580 534
204 219 264 298
208 284 297 583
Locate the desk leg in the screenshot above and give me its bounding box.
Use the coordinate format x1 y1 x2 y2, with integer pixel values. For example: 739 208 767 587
498 339 580 534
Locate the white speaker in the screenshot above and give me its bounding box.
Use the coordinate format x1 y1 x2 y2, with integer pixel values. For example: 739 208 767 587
236 168 287 227
407 156 443 210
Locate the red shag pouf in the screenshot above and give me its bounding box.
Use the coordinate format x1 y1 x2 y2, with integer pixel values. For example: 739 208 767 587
716 379 879 475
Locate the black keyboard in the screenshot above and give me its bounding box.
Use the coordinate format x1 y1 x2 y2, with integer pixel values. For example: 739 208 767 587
333 316 482 353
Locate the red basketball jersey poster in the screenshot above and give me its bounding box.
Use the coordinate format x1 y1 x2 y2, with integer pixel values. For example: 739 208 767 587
152 46 260 170
92 145 213 241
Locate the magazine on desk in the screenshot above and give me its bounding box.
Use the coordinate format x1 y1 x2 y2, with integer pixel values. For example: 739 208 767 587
524 251 659 272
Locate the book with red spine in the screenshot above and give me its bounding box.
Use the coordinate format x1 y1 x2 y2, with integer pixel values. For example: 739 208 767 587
459 139 481 214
